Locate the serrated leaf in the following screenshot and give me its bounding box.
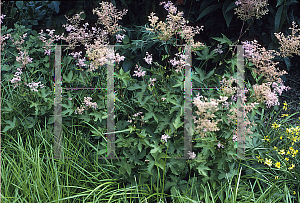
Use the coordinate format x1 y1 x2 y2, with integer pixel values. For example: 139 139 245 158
155 159 166 170
173 115 184 130
2 102 13 113
195 46 216 61
63 71 73 83
196 163 212 177
211 33 232 45
2 116 17 132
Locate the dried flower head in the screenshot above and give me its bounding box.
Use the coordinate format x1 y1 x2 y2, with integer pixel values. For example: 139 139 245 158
92 1 128 36
146 1 205 50
234 0 269 21
274 21 300 58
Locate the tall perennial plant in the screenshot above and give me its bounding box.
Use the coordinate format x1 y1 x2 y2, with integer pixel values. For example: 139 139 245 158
2 0 299 199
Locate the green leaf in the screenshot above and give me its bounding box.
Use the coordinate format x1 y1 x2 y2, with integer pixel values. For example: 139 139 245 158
173 115 184 130
195 46 216 61
29 101 40 115
2 102 13 113
196 163 212 177
155 159 166 171
144 109 159 124
123 162 134 176
196 4 222 21
162 55 170 61
122 35 130 45
283 57 291 72
114 67 134 87
2 116 17 132
16 1 24 10
225 1 238 13
48 1 60 13
223 0 235 27
275 4 287 32
276 0 285 7
63 71 74 83
211 33 232 45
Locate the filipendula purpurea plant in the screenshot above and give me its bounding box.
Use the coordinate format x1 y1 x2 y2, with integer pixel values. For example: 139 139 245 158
37 1 295 200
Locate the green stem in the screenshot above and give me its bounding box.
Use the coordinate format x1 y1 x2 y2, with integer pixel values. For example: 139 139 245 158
161 142 169 200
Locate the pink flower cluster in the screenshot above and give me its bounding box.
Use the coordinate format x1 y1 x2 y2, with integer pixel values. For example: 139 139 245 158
170 51 190 73
24 81 46 92
147 1 205 50
144 52 153 65
234 0 269 21
133 64 146 77
74 97 98 115
161 134 171 142
0 13 46 93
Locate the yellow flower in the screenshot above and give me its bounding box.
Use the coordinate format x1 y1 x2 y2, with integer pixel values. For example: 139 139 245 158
265 158 272 167
275 162 281 168
273 146 278 150
256 155 264 163
283 101 288 111
280 136 283 139
289 164 295 170
293 191 296 195
278 149 285 155
262 136 270 142
287 150 291 155
285 157 289 161
281 114 289 117
271 122 281 129
286 128 292 133
275 176 278 179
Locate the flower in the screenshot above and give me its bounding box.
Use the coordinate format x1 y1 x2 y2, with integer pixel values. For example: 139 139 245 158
149 78 156 86
133 64 146 77
275 162 281 168
75 97 98 115
187 151 196 159
116 34 125 43
289 164 295 170
262 135 270 142
213 44 223 54
265 158 272 167
0 14 6 24
281 114 289 117
271 122 281 129
234 0 269 21
161 134 171 142
144 52 153 65
278 149 285 155
217 142 224 148
235 0 242 6
274 21 300 58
